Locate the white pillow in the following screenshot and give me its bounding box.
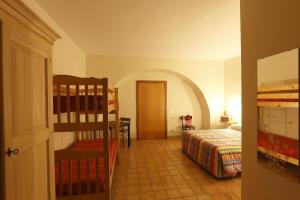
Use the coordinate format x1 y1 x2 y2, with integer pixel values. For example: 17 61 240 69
230 124 242 131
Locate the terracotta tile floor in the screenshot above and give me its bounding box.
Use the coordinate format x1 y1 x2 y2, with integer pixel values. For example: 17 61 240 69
112 137 241 200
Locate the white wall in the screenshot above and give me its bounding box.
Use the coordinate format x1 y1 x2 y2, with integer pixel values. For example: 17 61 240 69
22 0 86 150
22 0 86 76
241 1 300 199
224 56 242 123
118 71 201 138
86 55 225 129
257 48 298 86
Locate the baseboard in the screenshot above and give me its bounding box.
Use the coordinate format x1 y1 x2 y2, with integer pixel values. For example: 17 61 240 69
168 131 181 136
129 131 181 139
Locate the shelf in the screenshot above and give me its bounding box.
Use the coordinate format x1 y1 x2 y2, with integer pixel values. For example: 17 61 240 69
219 121 237 125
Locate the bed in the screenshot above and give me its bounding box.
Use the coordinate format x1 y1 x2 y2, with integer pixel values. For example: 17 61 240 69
53 75 119 200
182 127 242 178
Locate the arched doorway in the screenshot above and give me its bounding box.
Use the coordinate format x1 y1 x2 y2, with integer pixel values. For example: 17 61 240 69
115 69 211 138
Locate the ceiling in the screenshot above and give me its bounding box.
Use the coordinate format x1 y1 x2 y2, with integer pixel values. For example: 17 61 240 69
37 0 241 60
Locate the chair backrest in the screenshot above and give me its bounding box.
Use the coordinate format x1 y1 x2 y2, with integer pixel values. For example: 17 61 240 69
120 117 130 132
120 117 131 122
182 115 192 127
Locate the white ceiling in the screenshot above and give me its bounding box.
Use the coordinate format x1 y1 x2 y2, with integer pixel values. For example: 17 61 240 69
37 0 241 60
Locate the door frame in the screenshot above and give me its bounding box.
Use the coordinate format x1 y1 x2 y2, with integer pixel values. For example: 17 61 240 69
0 20 4 200
136 80 167 140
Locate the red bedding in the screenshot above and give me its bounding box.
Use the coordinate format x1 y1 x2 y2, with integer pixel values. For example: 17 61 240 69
258 131 298 160
55 139 117 193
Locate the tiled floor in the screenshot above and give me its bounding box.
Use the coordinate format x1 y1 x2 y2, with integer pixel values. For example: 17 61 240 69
111 137 241 200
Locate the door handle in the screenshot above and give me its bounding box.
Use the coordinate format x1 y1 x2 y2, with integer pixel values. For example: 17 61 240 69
7 148 19 157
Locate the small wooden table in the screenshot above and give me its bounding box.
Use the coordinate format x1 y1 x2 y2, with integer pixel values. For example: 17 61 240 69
219 120 237 128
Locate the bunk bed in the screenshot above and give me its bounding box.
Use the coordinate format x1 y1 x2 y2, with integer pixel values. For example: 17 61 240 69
257 82 299 166
52 75 119 200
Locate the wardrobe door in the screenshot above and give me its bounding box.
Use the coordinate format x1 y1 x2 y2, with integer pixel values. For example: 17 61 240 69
2 21 55 200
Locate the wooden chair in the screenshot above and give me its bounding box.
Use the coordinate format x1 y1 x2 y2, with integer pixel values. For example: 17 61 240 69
181 115 195 131
120 117 131 147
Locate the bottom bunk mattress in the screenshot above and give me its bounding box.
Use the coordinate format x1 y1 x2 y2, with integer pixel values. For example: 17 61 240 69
257 131 298 164
182 128 242 178
55 139 117 195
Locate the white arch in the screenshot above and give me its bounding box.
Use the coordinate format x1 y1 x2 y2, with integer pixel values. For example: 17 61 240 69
115 68 211 128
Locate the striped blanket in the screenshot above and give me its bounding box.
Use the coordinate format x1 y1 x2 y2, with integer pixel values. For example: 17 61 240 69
182 129 242 178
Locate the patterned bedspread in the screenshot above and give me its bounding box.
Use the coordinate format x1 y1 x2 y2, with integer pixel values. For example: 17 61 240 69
182 129 242 178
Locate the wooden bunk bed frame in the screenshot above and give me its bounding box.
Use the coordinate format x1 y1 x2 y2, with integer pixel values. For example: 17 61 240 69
53 75 119 200
257 82 299 166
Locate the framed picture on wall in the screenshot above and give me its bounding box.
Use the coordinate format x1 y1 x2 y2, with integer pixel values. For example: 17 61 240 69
257 48 299 182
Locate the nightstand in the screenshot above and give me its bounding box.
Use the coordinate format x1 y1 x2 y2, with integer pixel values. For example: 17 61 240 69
219 120 237 128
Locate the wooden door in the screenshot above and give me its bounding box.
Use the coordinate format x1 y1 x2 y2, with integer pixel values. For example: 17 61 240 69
137 81 167 139
2 17 55 200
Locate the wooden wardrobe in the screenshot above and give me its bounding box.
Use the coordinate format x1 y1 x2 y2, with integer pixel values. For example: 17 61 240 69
0 1 59 200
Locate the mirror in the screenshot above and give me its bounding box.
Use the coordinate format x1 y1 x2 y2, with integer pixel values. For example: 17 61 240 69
257 48 299 182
